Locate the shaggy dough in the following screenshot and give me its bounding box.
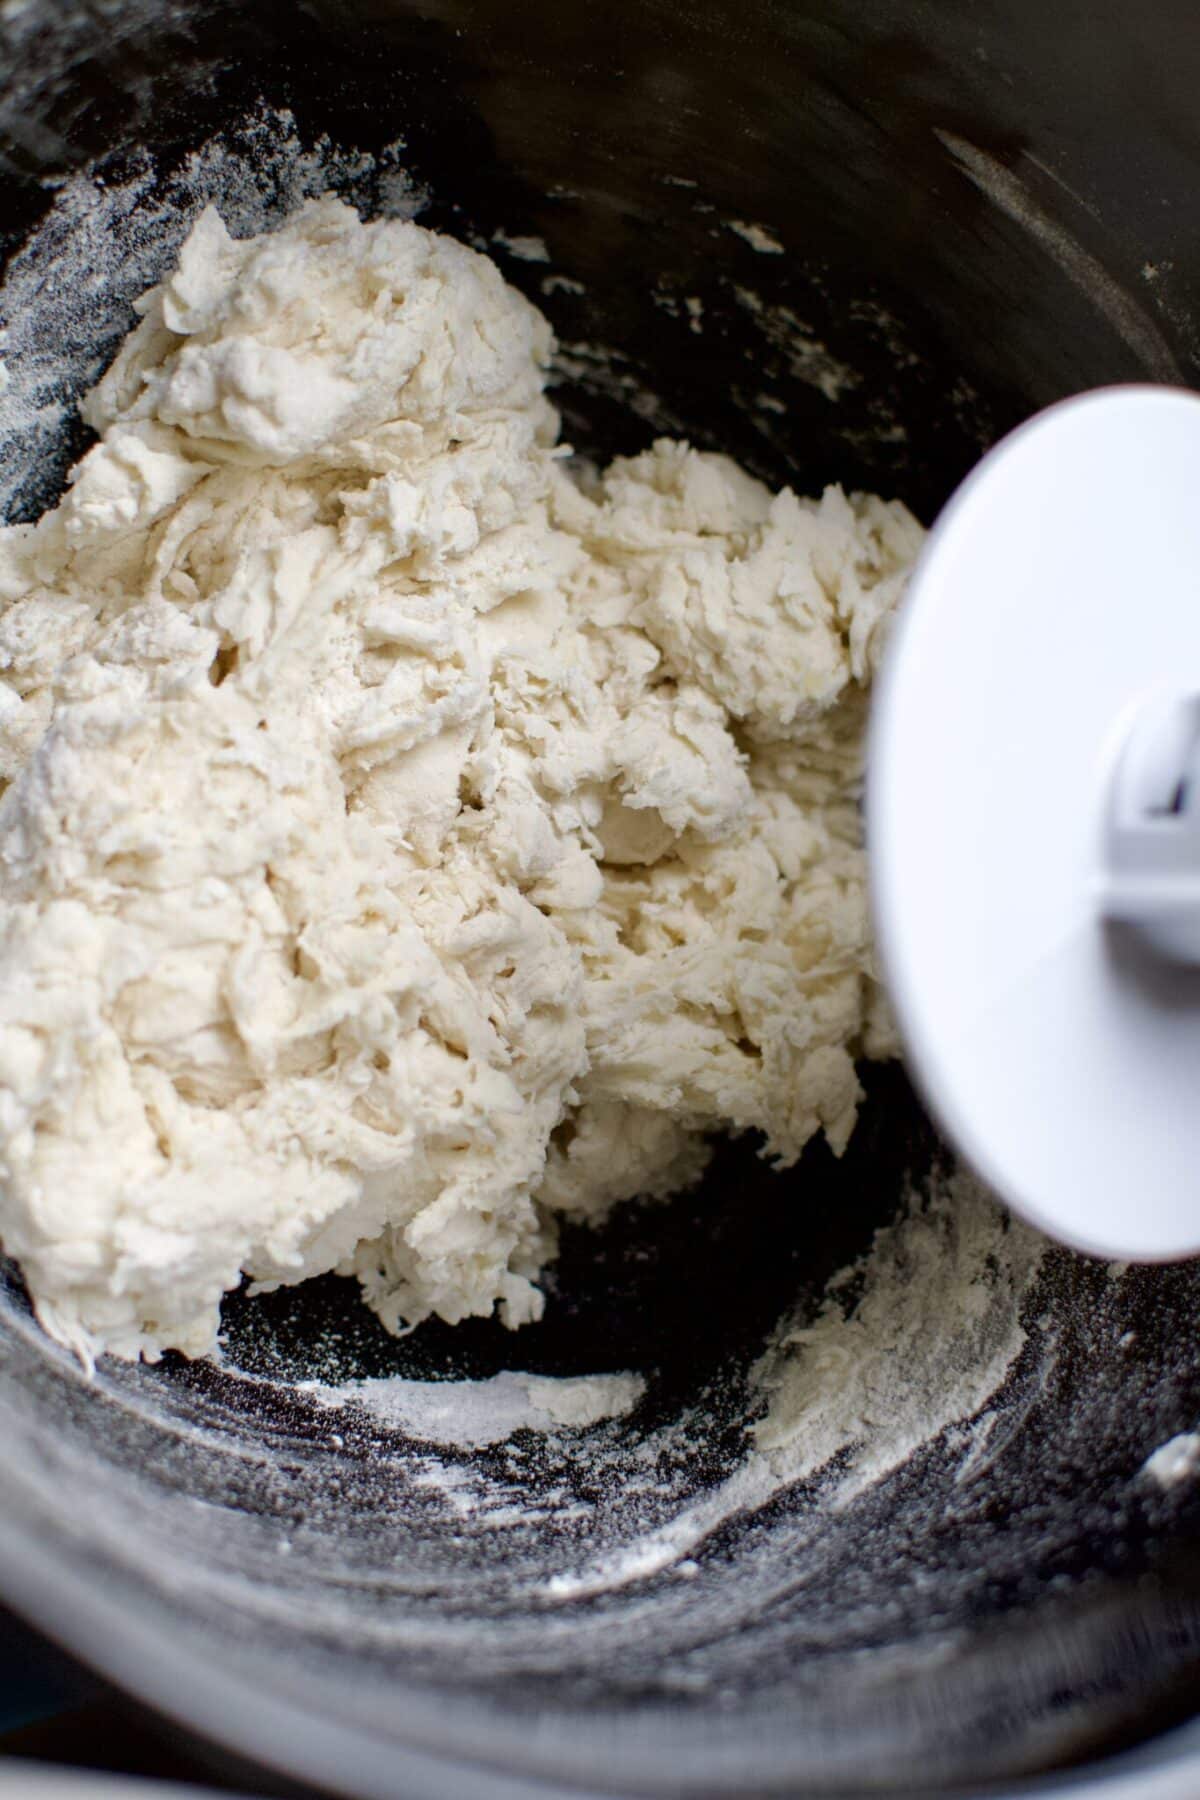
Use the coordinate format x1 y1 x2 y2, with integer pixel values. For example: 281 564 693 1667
0 198 922 1365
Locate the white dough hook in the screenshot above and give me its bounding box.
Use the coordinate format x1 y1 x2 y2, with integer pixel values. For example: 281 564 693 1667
869 385 1200 1262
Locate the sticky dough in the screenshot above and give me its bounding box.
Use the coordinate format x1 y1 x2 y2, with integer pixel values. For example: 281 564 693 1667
0 198 923 1364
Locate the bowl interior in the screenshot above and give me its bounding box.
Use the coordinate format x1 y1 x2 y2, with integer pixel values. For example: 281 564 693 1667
3 4 1200 1796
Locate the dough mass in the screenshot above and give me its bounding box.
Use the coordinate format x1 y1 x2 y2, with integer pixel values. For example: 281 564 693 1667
0 199 922 1364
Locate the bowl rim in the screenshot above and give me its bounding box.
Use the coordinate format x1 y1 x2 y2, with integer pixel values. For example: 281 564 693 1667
5 1509 1200 1800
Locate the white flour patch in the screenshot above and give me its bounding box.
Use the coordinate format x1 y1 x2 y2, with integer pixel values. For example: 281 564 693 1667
754 1169 1044 1500
549 338 682 431
492 230 551 263
727 219 785 255
540 1171 1045 1599
934 131 1178 383
733 286 858 402
297 1370 646 1449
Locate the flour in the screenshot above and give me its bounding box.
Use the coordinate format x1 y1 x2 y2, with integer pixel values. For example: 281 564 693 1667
726 221 785 256
539 1170 1044 1598
296 1369 645 1448
0 194 922 1367
492 231 551 264
733 287 859 404
933 132 1179 385
753 1167 1043 1495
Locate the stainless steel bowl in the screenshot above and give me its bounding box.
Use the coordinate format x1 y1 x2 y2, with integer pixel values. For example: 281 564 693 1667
3 4 1200 1795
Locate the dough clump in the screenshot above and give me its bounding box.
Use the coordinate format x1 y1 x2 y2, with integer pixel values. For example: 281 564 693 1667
0 198 922 1364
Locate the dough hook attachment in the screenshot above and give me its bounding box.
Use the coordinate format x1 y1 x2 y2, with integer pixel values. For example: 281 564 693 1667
869 385 1200 1261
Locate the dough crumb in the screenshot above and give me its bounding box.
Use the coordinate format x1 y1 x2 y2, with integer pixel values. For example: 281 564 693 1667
726 219 785 255
0 197 923 1365
1142 1431 1200 1490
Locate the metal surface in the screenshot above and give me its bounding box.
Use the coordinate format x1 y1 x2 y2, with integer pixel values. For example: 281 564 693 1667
0 1771 250 1800
1 2 1200 1797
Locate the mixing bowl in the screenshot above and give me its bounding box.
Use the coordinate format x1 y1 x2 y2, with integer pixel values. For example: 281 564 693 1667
4 3 1200 1796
